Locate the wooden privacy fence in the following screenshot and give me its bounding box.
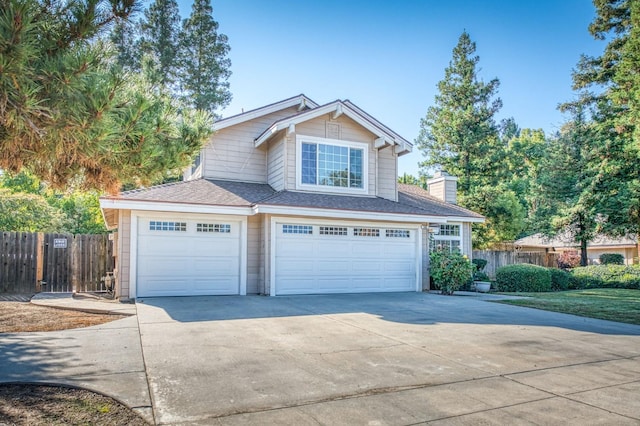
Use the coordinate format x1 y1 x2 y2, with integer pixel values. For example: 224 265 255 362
1 231 114 294
472 250 558 278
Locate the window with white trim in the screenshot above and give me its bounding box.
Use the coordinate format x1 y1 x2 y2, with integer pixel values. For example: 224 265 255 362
386 229 410 238
298 136 367 192
197 223 231 233
354 228 380 237
319 226 348 236
149 221 186 232
431 224 462 253
282 224 313 235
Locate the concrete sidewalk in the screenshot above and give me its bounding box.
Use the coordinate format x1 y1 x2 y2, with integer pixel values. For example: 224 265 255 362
0 295 152 423
31 292 137 316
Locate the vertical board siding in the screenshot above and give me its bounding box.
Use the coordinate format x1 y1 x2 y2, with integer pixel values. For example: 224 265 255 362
472 250 558 279
1 231 114 294
0 232 37 293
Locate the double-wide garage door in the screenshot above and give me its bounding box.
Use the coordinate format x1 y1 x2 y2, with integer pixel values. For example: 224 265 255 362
275 222 418 295
136 217 241 297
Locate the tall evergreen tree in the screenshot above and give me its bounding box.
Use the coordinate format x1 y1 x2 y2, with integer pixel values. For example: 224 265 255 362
571 0 640 259
111 17 141 71
140 0 182 92
0 0 212 192
179 0 232 114
538 106 597 266
416 31 504 195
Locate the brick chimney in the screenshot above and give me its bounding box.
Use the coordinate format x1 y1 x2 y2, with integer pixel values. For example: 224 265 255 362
427 171 458 205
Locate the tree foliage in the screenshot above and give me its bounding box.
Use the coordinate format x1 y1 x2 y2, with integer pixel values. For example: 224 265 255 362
416 31 504 195
179 0 232 114
0 0 213 192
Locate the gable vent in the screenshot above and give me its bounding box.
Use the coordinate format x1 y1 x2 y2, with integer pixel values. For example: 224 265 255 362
326 122 341 139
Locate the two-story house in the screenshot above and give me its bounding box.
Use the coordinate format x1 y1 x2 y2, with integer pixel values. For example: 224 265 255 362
100 94 484 299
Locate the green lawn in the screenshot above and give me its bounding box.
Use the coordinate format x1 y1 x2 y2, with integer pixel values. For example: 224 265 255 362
493 289 640 325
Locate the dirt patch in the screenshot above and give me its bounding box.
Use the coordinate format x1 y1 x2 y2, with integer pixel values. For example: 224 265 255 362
0 383 149 425
0 302 126 333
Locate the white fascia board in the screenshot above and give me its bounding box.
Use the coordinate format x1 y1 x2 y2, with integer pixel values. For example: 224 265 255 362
254 101 401 148
214 95 318 131
445 216 485 223
99 198 253 216
254 204 448 223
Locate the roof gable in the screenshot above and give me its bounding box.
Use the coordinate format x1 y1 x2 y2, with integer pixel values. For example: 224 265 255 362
213 94 318 131
253 99 412 155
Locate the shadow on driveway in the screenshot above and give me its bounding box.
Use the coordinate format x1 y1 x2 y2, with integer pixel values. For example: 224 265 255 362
137 292 640 336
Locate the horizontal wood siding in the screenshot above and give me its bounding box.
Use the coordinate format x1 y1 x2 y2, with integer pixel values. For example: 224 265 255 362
427 182 445 202
377 147 397 201
117 210 131 298
247 214 262 294
267 137 285 191
204 106 300 182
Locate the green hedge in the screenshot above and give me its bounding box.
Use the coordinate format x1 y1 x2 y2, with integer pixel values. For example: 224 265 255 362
496 264 552 292
570 265 640 289
599 253 624 265
550 268 571 291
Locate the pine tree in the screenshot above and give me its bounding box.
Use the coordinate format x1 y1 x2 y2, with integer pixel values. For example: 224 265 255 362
416 31 504 195
179 0 232 114
0 0 213 193
140 0 182 92
111 17 141 71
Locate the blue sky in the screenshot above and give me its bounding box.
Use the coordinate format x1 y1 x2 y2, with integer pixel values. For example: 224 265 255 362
175 0 603 176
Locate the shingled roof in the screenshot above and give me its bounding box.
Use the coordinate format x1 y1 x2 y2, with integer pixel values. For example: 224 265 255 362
102 179 483 220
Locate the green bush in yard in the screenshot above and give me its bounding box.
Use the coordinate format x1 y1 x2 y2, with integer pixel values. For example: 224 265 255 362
550 268 571 291
570 265 640 289
472 258 488 272
599 253 624 265
496 264 552 292
430 249 474 295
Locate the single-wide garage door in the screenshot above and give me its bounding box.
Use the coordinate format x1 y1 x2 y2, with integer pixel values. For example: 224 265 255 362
275 222 418 295
137 217 241 297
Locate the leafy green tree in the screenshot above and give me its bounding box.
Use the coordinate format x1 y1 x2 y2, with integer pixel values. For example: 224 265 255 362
140 0 182 92
179 0 232 114
459 184 526 248
398 173 429 189
416 31 504 195
0 0 212 192
111 17 141 71
0 189 67 232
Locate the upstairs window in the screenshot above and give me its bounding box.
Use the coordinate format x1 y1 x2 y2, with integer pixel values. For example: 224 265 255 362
298 136 367 193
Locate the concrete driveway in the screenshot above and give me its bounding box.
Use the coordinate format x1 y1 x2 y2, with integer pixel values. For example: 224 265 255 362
135 292 640 425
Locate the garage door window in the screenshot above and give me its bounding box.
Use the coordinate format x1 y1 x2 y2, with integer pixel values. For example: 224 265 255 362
149 221 187 232
196 223 231 233
354 228 380 237
386 229 410 238
319 226 348 236
283 224 313 234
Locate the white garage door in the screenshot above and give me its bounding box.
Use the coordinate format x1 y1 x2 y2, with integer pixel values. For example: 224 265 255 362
275 222 418 295
136 217 241 297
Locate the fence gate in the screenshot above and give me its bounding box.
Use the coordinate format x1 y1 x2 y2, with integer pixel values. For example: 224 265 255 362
1 231 114 294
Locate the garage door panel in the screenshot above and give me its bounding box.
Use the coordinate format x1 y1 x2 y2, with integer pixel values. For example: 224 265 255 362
136 217 241 297
316 242 350 257
275 222 417 295
316 260 350 273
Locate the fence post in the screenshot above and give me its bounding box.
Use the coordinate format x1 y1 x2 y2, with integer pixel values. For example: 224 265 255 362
35 232 44 292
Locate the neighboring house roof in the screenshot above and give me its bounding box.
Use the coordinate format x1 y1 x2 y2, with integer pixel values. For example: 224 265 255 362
100 179 484 228
253 99 412 155
515 232 638 249
213 94 319 132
